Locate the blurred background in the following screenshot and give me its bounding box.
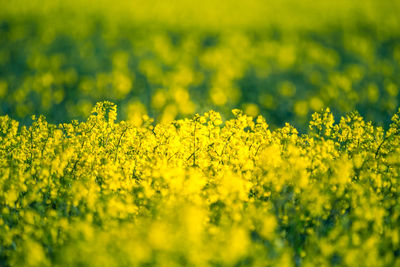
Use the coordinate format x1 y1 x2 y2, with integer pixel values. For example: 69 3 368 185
1 0 400 130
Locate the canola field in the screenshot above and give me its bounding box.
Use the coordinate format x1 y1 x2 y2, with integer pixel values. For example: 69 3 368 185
1 1 400 266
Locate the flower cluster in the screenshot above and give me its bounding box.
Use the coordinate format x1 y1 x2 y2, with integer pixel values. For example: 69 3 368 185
1 102 400 266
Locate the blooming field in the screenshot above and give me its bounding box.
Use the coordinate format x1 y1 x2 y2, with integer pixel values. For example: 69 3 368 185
1 0 400 266
1 102 400 266
1 1 400 129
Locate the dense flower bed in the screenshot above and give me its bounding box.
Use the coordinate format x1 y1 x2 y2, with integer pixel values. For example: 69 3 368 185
1 102 400 266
